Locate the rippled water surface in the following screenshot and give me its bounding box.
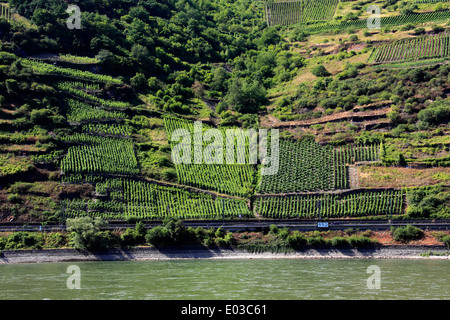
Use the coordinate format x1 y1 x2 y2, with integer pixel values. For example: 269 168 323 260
0 259 448 300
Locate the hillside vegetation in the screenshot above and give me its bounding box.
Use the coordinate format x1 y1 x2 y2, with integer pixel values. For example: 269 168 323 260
0 0 448 223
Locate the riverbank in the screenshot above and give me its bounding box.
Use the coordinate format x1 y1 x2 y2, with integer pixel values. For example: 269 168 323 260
1 245 449 264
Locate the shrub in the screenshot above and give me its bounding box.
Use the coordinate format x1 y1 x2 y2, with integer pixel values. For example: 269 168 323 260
286 231 307 248
203 236 214 247
344 228 357 236
311 65 331 77
215 227 226 239
0 236 6 250
405 185 449 219
121 228 140 246
269 224 279 235
347 236 376 248
442 236 450 248
8 194 21 204
48 172 59 181
66 217 108 250
43 232 66 248
4 232 43 250
331 237 349 248
401 23 415 31
307 236 327 248
432 25 445 33
96 231 119 249
214 237 227 247
392 225 424 242
131 72 147 91
277 228 290 240
160 168 177 181
360 230 373 238
145 218 194 246
145 226 171 246
224 233 236 246
192 227 207 242
417 99 450 126
413 27 425 35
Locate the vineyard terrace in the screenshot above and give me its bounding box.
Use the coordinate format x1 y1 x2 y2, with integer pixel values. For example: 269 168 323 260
170 121 280 176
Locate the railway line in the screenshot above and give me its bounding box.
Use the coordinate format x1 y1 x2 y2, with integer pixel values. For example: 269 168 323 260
0 219 449 233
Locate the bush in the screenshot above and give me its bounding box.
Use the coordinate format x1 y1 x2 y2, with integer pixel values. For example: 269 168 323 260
360 230 373 238
417 99 450 126
269 224 279 235
363 30 372 37
224 233 235 246
401 24 415 31
215 227 226 239
8 194 21 204
214 237 227 247
413 27 425 35
286 231 307 248
43 232 66 248
432 25 445 33
160 168 177 181
96 231 119 249
307 236 327 248
392 225 424 242
311 65 331 77
4 232 43 250
0 236 6 250
131 72 147 91
277 228 290 240
120 226 145 247
192 227 207 242
347 236 376 248
203 236 214 247
331 237 349 248
66 217 108 250
145 226 171 246
442 236 450 248
344 228 357 236
145 218 194 246
406 185 449 219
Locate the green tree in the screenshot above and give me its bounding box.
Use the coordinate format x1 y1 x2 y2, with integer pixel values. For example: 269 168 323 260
418 99 450 126
311 65 331 77
145 226 171 246
226 78 267 114
131 44 150 64
131 73 147 91
398 153 407 167
66 217 108 250
257 27 281 47
392 225 424 242
210 67 229 92
121 221 146 246
30 109 52 125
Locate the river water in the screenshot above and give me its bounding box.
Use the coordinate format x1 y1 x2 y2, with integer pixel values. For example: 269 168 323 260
0 259 448 300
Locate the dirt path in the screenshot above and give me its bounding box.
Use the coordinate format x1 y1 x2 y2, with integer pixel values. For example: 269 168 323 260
263 107 392 128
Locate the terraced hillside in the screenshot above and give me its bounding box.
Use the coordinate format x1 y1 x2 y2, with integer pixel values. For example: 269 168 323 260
0 0 448 225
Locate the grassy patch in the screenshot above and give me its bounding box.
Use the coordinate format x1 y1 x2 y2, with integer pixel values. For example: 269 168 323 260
358 166 450 188
0 153 33 177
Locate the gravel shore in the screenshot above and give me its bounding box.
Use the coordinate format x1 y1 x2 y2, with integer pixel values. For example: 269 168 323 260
1 245 449 264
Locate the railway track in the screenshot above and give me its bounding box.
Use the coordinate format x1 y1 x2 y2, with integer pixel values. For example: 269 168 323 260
0 219 449 232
